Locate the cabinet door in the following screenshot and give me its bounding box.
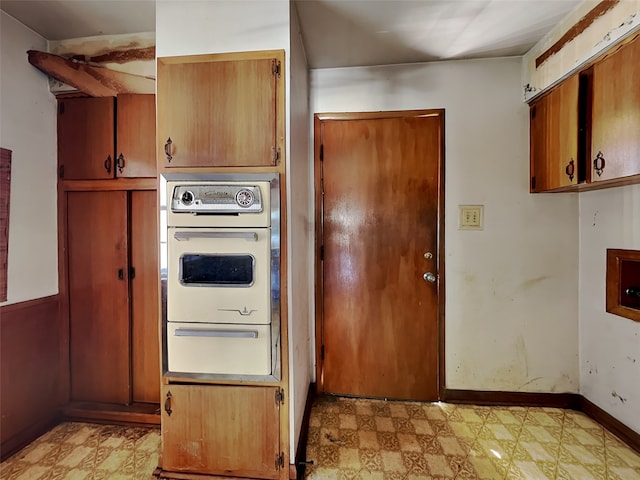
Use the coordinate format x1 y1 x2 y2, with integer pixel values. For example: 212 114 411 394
67 191 130 403
58 97 115 180
116 94 157 178
157 56 280 168
130 190 160 403
161 385 281 479
530 74 579 192
591 36 640 181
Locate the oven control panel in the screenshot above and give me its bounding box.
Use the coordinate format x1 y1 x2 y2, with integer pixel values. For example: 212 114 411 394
170 184 264 214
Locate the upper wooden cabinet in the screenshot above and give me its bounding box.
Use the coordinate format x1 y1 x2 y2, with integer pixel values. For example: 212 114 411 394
590 36 640 182
530 73 579 192
529 34 640 192
156 50 284 169
58 94 156 180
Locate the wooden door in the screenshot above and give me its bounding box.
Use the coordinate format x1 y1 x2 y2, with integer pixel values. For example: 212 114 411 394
530 74 579 192
67 191 130 403
116 94 157 178
58 97 115 180
130 190 159 403
161 385 281 479
591 35 640 181
317 111 443 401
157 54 280 168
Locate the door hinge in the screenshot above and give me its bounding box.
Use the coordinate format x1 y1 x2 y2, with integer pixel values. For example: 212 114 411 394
272 59 281 78
58 165 64 179
275 452 285 470
272 147 281 165
321 345 325 360
320 144 324 161
129 266 136 279
275 388 285 405
531 176 536 191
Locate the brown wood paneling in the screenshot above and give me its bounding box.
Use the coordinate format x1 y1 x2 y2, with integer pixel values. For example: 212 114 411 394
63 401 160 426
117 94 157 178
160 385 281 478
131 190 160 402
0 148 10 301
0 296 64 457
67 191 131 403
58 97 115 180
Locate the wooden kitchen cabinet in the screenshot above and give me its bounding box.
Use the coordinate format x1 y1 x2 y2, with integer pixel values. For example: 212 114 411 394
590 35 640 182
67 189 159 405
58 94 156 180
161 384 283 479
530 73 579 192
157 50 284 169
529 34 640 192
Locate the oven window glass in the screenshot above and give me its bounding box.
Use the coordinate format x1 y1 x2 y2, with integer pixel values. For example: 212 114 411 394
180 254 254 286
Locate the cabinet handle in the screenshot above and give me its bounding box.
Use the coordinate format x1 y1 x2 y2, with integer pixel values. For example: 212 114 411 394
116 153 125 174
104 155 112 174
593 151 606 177
118 268 124 280
565 159 575 181
164 391 172 416
164 137 173 162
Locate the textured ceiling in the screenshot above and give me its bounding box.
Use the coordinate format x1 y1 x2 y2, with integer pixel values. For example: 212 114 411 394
0 0 582 68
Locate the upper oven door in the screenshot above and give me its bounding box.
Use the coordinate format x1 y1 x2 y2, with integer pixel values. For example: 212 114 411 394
168 227 271 325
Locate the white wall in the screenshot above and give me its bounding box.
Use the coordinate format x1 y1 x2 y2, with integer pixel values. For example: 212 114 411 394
0 12 58 305
579 186 640 433
287 1 312 458
311 58 580 393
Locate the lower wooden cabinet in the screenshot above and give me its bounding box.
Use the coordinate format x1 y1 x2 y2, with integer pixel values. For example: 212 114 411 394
160 384 282 479
67 189 159 405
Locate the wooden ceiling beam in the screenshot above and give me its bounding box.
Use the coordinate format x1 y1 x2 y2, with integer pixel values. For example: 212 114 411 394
27 50 155 97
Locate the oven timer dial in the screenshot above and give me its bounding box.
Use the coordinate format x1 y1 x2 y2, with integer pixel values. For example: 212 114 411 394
181 190 195 206
235 189 255 208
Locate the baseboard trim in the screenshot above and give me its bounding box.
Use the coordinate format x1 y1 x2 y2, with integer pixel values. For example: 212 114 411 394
63 402 161 427
0 411 62 461
580 396 640 454
290 383 316 480
444 389 581 409
444 389 639 454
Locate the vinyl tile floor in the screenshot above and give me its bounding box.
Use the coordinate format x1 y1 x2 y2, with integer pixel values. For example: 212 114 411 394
2 397 640 480
0 422 161 480
304 396 640 480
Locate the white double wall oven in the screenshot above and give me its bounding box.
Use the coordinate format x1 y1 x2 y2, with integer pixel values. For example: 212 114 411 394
160 174 280 380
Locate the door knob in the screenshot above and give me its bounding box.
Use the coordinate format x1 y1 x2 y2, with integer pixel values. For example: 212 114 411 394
423 272 437 283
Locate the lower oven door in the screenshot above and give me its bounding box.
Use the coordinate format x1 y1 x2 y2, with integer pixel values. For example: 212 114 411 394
167 322 271 375
167 227 271 325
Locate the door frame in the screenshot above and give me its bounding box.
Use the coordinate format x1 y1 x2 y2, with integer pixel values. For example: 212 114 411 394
313 110 446 399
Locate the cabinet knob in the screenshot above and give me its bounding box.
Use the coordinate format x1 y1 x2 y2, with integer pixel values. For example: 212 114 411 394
104 155 112 174
565 159 575 182
116 153 125 174
164 390 173 416
164 137 173 162
593 151 606 177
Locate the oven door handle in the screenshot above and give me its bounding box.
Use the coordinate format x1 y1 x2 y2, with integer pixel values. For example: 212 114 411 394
173 231 258 241
174 328 259 339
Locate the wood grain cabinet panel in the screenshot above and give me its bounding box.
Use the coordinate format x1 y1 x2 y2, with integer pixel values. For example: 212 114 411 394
530 74 579 192
157 52 283 168
67 191 131 403
58 95 156 180
161 384 282 479
66 190 159 405
590 36 640 182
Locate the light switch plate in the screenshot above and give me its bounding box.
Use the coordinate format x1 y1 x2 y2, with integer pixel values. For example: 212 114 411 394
459 205 484 230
